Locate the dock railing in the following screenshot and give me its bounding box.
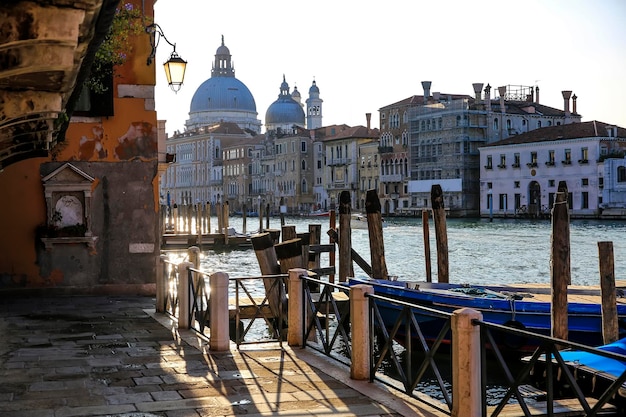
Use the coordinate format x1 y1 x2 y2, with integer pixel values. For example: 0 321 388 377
157 261 626 417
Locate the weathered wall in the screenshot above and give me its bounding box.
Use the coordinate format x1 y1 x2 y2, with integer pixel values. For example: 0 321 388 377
0 0 160 294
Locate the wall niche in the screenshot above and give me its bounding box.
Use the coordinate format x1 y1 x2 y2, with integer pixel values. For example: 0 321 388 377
40 163 97 250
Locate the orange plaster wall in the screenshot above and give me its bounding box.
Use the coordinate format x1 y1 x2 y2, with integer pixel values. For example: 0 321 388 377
0 158 48 286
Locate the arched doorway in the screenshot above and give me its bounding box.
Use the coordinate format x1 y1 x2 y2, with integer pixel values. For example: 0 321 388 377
528 181 541 218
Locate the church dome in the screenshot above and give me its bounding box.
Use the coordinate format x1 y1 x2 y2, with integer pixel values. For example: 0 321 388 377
265 76 305 127
190 77 256 113
186 36 261 133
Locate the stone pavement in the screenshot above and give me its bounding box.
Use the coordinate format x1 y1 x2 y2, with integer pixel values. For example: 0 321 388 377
0 295 447 417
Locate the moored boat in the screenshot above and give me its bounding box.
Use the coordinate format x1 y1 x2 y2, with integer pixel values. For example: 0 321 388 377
348 277 626 352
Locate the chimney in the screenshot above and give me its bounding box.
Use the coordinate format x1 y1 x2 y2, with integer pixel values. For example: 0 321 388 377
432 91 440 101
498 86 507 113
562 90 572 116
472 83 484 101
365 113 371 130
535 86 540 104
572 94 577 114
421 81 432 104
484 84 491 111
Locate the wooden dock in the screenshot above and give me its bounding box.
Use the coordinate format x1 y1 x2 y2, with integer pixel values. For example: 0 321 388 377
161 232 252 250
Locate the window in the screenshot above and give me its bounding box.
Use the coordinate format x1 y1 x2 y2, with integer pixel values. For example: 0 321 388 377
549 179 555 187
527 152 537 167
582 192 589 209
513 153 520 168
514 181 520 188
563 149 571 164
499 194 507 210
301 141 307 152
582 178 588 186
485 155 493 169
301 160 306 170
538 120 542 128
618 166 626 182
547 150 555 165
579 147 588 163
498 154 506 168
493 118 499 131
506 119 512 130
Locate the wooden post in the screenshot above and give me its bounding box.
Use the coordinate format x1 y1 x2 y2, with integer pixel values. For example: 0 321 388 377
275 238 304 273
187 204 193 234
258 201 263 233
282 225 297 241
431 184 449 283
209 272 230 351
172 204 179 233
329 209 336 283
265 203 270 230
287 268 307 347
251 233 284 319
422 209 432 282
297 232 310 270
216 202 222 234
551 181 570 342
242 203 247 234
222 202 230 245
308 224 322 270
451 308 483 417
366 189 388 279
187 246 200 269
327 229 372 277
206 202 211 236
598 241 618 344
338 191 354 282
350 284 374 380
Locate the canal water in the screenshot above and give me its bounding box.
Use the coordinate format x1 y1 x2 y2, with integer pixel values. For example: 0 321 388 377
181 215 625 405
196 216 626 287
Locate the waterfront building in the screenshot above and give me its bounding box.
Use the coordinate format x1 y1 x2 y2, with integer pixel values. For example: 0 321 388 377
479 121 626 219
162 123 257 206
322 121 380 211
381 82 581 216
357 138 381 211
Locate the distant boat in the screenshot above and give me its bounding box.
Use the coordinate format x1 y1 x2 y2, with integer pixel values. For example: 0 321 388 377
350 214 386 229
233 211 259 217
348 277 626 352
307 210 330 217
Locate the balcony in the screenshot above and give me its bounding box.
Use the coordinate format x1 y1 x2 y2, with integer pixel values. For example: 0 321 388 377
578 159 589 164
562 160 572 165
327 158 352 166
526 162 538 168
380 174 403 182
484 165 493 170
512 163 520 168
378 146 394 154
497 164 506 169
545 161 555 167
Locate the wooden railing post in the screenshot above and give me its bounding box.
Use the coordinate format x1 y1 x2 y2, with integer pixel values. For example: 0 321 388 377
209 272 230 351
598 241 618 344
178 262 193 329
451 307 482 417
288 268 307 347
156 255 168 313
350 284 374 380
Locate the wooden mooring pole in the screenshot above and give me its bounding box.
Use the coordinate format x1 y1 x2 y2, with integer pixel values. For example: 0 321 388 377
431 184 449 283
598 241 618 344
551 181 570 342
365 190 388 279
338 191 354 282
329 209 336 283
422 209 432 282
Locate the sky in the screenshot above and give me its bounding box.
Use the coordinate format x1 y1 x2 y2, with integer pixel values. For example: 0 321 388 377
152 0 626 135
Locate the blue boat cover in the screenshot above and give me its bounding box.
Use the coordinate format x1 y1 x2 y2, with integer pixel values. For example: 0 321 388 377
558 337 626 379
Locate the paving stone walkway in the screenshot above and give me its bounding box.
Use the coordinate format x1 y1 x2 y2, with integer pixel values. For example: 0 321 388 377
0 295 446 417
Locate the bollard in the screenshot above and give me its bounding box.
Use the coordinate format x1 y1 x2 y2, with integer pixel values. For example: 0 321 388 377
287 268 307 347
156 254 168 313
350 284 374 380
187 246 200 269
178 262 193 329
209 272 230 351
451 308 482 417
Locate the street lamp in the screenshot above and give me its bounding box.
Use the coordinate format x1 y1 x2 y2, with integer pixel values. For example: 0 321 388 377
145 23 187 92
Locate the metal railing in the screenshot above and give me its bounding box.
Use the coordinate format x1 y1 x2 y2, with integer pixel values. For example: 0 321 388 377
161 258 179 317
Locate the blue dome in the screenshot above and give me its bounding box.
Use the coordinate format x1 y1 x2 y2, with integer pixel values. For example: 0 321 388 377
265 97 305 125
190 77 256 113
265 76 305 126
